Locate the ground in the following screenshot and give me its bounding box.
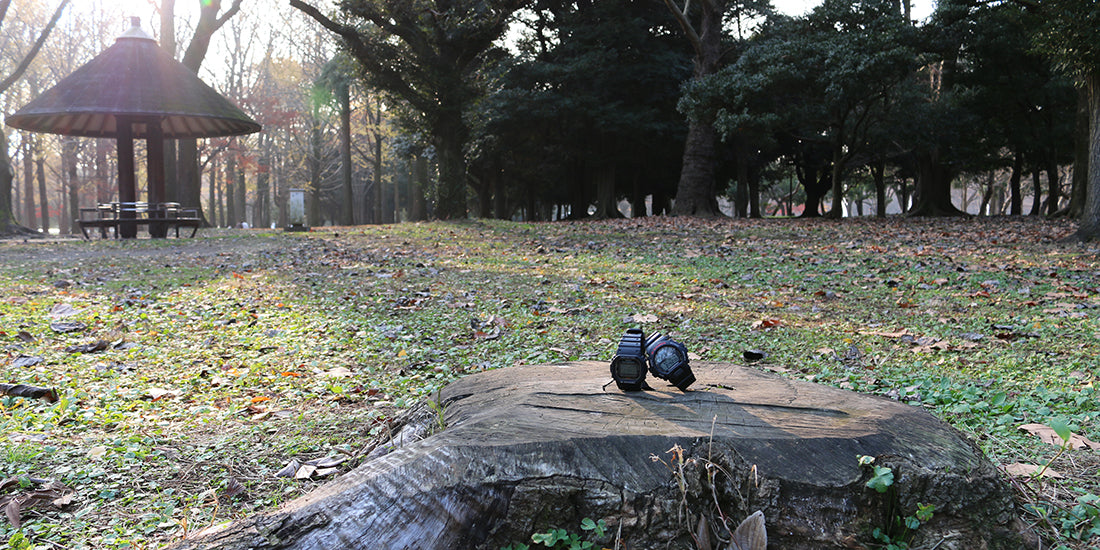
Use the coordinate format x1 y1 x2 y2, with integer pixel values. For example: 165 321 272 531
0 217 1097 549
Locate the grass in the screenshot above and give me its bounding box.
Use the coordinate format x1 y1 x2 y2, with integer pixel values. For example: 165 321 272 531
0 216 1097 549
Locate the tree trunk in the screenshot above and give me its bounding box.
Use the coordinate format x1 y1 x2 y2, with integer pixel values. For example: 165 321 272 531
592 160 619 219
979 171 995 216
308 122 322 227
236 165 247 226
907 149 965 217
432 109 469 220
800 168 829 218
170 362 1028 550
178 140 201 214
339 83 354 225
493 161 508 220
828 140 845 219
670 1 723 218
23 137 36 230
372 128 383 224
748 163 761 218
36 149 48 233
63 137 78 235
95 139 110 204
873 161 886 217
567 159 588 220
1028 170 1041 216
412 155 428 222
256 155 270 229
161 2 178 204
734 141 749 218
0 130 24 233
1069 87 1089 219
209 156 219 227
1046 158 1059 216
673 118 721 217
1071 74 1100 240
226 152 238 227
1009 153 1023 215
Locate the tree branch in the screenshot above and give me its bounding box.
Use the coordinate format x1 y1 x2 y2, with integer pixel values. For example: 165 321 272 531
0 0 13 25
181 0 243 72
0 0 70 93
215 0 243 28
661 0 702 54
289 0 432 115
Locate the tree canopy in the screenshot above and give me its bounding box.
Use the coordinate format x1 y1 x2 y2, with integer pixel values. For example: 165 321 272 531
1 0 1097 232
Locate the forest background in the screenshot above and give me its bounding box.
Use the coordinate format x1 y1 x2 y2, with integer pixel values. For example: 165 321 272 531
0 0 1097 236
1 0 1100 549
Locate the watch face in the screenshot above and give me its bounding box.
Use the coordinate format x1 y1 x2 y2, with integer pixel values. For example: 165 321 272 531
653 346 684 373
616 359 642 379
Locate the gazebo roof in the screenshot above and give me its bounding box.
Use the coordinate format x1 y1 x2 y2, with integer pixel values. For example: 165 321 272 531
5 19 260 139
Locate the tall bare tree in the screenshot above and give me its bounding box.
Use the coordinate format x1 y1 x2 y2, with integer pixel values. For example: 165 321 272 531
0 0 70 234
160 0 242 223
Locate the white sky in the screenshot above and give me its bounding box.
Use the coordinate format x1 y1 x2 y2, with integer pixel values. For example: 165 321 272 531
773 0 936 20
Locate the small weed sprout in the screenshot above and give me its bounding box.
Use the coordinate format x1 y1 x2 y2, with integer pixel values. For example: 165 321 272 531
502 517 609 550
858 455 935 549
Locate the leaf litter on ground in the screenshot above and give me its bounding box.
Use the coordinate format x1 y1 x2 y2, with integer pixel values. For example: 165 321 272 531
0 218 1097 548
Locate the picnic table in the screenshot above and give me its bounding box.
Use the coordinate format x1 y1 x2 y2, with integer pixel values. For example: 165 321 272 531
76 202 202 239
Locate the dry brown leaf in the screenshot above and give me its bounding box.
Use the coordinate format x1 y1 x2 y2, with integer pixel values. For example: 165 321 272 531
1018 423 1100 450
4 500 21 529
751 318 782 330
321 367 354 378
1002 463 1064 479
860 328 914 339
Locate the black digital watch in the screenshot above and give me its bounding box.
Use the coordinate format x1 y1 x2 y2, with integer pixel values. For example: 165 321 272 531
610 328 647 391
644 332 696 391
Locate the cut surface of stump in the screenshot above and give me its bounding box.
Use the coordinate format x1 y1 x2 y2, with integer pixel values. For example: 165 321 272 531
173 361 1029 550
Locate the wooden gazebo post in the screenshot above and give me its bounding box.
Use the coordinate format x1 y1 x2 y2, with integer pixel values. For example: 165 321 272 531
116 116 137 238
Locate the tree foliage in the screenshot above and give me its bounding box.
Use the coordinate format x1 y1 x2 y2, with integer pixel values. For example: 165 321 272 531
291 0 529 220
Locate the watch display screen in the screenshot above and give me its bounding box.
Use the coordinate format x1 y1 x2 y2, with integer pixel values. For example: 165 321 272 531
653 346 684 372
617 359 642 379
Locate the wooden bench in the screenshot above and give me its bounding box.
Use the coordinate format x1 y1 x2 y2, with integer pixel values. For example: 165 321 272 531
77 202 202 239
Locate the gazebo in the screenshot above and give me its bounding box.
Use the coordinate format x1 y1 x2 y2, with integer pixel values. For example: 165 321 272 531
4 18 260 238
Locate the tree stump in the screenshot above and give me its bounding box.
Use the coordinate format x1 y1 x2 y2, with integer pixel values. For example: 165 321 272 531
172 362 1030 550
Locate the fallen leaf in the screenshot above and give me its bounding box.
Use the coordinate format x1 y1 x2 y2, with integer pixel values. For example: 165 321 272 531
49 321 87 334
1002 463 1064 479
861 328 914 339
48 303 79 319
1019 423 1100 450
276 460 300 478
87 446 108 459
4 500 21 529
145 388 178 401
751 318 782 330
307 456 348 469
64 340 110 354
0 384 58 402
10 356 42 368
